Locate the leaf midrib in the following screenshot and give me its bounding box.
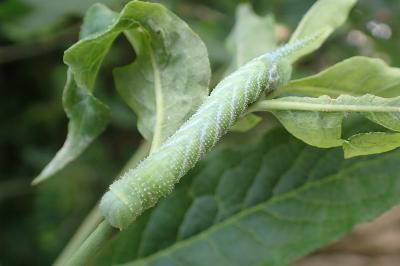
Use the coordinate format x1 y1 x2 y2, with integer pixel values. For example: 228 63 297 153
148 45 164 153
251 99 400 113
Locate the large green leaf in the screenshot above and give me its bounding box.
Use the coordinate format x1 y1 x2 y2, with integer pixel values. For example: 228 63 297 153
280 56 400 98
94 128 400 266
34 1 210 183
251 94 400 157
288 0 357 62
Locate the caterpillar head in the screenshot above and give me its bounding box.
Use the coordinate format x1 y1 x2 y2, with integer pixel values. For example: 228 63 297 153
100 180 144 230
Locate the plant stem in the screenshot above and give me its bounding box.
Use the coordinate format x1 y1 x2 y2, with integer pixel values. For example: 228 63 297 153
54 206 102 266
54 141 151 265
65 221 117 266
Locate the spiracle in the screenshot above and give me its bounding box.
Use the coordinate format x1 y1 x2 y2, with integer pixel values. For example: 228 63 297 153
100 39 312 229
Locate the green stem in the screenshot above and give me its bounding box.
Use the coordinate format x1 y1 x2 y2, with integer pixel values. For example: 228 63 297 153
62 138 162 265
65 221 117 266
54 141 151 265
54 206 102 266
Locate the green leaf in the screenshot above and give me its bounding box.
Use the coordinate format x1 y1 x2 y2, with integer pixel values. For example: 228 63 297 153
95 128 400 266
288 0 357 62
225 3 276 74
281 56 400 97
112 2 210 150
79 2 118 39
250 94 400 156
34 1 210 183
33 4 118 185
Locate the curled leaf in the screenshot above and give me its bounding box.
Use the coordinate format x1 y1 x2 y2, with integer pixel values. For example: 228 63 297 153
34 1 211 183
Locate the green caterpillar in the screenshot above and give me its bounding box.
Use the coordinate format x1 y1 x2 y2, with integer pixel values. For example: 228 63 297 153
100 39 312 230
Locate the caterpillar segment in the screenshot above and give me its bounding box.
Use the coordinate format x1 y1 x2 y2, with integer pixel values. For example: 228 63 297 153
99 40 311 229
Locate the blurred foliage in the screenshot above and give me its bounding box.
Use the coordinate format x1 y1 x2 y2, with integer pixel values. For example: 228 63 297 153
0 0 399 265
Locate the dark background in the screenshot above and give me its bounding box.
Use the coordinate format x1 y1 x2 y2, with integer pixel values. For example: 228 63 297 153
1 0 399 265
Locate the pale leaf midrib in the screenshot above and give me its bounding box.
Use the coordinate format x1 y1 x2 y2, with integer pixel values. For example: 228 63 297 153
252 99 400 113
149 46 164 153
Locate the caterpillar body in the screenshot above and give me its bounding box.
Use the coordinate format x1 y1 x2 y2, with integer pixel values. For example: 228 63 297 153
100 40 309 229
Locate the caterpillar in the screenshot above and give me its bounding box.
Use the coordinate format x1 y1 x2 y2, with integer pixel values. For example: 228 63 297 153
100 39 313 230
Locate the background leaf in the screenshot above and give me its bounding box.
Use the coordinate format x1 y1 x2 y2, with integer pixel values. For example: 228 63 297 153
0 0 117 40
94 128 400 266
224 3 276 75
